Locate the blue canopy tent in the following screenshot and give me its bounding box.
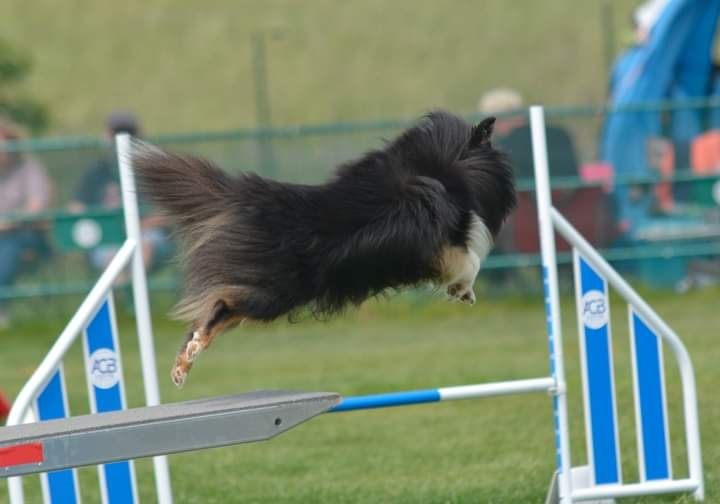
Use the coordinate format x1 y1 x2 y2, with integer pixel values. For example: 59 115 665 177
601 0 720 236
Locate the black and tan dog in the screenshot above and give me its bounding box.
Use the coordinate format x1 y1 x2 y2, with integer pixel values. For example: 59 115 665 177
131 111 516 387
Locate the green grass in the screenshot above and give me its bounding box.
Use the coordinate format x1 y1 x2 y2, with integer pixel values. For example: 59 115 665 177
1 0 637 135
1 285 718 503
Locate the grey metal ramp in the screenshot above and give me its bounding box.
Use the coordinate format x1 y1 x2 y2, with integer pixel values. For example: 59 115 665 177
0 390 340 478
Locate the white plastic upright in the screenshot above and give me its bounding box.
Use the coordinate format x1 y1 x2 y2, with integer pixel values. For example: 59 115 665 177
116 134 173 504
530 105 573 503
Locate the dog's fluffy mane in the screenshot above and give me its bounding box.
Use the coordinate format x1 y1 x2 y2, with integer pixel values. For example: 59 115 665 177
131 111 515 322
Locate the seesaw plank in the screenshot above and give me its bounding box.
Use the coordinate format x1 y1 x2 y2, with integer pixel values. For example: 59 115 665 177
1 390 340 478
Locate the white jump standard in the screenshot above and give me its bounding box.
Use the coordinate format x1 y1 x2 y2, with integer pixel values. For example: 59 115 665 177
2 107 704 503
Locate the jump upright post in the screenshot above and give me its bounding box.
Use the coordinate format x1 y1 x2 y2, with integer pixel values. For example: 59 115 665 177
530 105 703 502
531 105 573 502
1 110 705 503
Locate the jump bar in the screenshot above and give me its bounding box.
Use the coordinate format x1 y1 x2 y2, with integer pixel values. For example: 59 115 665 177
0 390 340 478
330 377 555 412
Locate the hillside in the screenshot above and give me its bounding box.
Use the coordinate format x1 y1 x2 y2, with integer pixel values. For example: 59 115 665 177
3 0 636 135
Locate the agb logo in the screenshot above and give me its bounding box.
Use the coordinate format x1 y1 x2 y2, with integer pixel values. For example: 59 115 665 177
581 290 608 330
88 348 120 389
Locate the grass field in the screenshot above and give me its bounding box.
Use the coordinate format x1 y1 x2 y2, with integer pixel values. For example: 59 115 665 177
1 283 718 503
2 0 637 135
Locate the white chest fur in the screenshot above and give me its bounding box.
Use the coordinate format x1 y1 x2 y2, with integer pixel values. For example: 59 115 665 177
437 213 494 305
466 212 494 263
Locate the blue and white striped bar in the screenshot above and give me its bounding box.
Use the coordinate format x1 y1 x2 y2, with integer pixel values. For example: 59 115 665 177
34 365 80 504
630 308 672 482
82 293 138 504
574 251 622 486
330 378 554 412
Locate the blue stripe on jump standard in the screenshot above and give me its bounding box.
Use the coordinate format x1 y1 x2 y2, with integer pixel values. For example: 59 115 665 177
86 300 124 412
632 312 670 480
36 369 79 504
330 389 441 412
85 297 136 504
578 257 620 485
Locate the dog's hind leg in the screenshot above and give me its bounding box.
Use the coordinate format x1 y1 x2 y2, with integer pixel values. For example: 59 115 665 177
171 330 197 388
171 293 249 387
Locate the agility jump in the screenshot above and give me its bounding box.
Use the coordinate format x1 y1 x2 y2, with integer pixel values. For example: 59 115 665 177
0 106 704 503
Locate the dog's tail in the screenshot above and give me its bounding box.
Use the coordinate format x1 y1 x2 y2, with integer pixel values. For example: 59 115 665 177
129 140 235 231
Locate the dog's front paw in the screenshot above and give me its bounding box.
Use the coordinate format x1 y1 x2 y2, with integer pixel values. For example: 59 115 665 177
447 284 476 305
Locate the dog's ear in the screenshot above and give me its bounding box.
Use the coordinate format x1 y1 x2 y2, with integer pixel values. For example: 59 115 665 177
470 117 496 146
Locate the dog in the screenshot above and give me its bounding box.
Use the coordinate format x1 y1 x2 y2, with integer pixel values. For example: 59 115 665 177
131 111 516 387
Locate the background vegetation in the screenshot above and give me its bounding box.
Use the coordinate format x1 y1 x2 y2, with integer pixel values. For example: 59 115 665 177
2 0 637 135
0 37 49 132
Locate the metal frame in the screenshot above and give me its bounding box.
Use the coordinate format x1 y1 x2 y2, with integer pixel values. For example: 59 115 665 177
530 105 703 502
552 207 704 502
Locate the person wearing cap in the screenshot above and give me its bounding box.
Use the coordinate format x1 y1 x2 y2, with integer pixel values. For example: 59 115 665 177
69 112 139 213
478 88 579 180
477 87 526 136
68 112 172 273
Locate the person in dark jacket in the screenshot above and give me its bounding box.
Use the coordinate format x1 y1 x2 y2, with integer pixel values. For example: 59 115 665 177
68 112 172 272
478 88 579 180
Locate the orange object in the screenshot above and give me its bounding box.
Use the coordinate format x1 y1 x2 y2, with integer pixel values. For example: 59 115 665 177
691 130 720 174
647 137 675 212
580 161 614 192
656 140 675 212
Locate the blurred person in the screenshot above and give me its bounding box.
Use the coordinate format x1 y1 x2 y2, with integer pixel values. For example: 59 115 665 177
478 88 525 136
478 87 579 180
479 89 616 266
69 111 138 214
0 117 53 327
68 112 173 272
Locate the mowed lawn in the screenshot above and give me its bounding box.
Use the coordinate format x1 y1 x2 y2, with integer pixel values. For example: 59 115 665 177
1 285 718 503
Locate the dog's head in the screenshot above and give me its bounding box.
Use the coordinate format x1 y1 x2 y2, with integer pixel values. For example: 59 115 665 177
390 111 516 238
457 115 516 236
